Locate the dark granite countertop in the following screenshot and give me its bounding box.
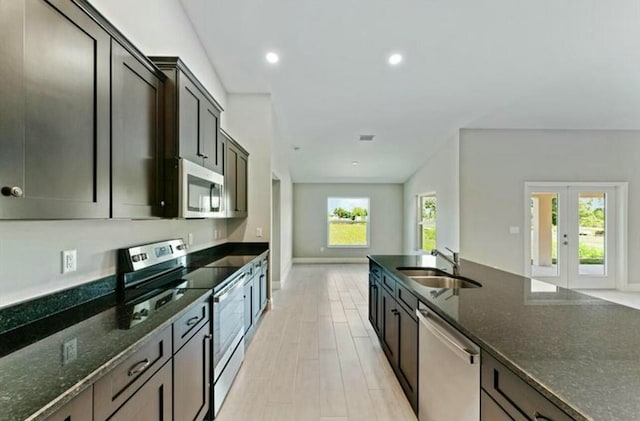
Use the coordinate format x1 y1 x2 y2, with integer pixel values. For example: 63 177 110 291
369 254 640 421
0 243 268 421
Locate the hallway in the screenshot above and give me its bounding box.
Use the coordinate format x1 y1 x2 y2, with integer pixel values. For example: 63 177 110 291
215 264 417 421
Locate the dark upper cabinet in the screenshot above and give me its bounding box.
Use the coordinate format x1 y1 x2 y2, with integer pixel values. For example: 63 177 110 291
173 323 211 421
223 130 249 218
0 0 110 219
150 57 223 172
111 41 165 219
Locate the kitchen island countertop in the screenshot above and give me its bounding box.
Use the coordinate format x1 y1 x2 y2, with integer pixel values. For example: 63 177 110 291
369 254 640 421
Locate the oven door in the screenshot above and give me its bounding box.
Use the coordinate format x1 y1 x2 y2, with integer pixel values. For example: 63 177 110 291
212 272 246 380
179 158 224 218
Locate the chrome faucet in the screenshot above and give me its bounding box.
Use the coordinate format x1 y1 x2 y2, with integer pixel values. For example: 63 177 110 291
430 247 460 274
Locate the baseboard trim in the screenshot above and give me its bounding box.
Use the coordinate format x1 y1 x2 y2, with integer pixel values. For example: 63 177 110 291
292 257 368 264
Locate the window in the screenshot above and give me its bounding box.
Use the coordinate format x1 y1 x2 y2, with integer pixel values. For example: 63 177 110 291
418 194 436 252
327 197 370 247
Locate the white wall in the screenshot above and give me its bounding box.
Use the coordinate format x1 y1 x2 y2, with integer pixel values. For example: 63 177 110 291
459 129 640 286
272 135 294 285
403 134 460 254
293 183 404 260
225 94 274 244
0 0 231 309
90 0 227 119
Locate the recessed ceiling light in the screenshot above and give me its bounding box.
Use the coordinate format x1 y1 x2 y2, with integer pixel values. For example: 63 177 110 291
352 161 359 166
388 53 403 66
266 52 279 64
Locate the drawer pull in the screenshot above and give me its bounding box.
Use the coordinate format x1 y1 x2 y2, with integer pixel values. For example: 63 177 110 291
128 358 150 376
534 412 553 421
186 316 200 326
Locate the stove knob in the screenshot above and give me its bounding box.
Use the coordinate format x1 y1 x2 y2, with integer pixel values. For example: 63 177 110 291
140 308 149 317
132 312 142 320
132 255 141 262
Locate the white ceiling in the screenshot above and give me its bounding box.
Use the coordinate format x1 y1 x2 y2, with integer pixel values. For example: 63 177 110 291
181 0 640 183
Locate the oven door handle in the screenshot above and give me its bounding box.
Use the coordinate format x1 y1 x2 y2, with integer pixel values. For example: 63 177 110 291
214 273 246 303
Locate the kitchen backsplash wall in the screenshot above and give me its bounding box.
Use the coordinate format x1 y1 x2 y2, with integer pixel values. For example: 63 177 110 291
0 219 227 309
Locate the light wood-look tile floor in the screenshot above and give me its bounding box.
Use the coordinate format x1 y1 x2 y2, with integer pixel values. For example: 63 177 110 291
216 264 417 421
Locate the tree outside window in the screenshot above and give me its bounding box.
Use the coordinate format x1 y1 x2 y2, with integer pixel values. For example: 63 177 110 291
419 194 436 252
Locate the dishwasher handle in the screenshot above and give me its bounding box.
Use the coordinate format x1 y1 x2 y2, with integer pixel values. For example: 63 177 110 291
417 308 479 365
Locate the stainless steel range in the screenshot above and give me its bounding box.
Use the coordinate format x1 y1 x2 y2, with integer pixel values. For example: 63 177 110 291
117 239 249 419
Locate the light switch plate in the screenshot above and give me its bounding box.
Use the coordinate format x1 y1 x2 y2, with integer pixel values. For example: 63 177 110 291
256 227 263 237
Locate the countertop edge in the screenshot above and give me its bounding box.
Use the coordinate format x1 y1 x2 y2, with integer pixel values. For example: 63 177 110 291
367 255 591 421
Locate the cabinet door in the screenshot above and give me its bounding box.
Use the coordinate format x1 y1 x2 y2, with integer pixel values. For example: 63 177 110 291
201 101 222 174
226 142 238 212
177 74 205 166
0 0 110 219
259 272 267 309
109 361 172 421
237 152 248 213
111 41 164 218
368 274 379 333
174 323 211 421
244 279 254 334
45 386 92 421
397 305 418 412
252 275 261 320
381 287 398 360
481 390 514 421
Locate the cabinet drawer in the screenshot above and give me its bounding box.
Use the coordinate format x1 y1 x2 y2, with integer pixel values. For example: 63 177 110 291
395 282 418 320
173 295 210 353
380 272 396 294
94 326 172 420
481 390 513 421
45 386 92 421
370 261 382 280
481 352 574 421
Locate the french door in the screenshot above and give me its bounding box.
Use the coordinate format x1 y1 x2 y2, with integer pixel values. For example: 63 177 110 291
526 184 617 289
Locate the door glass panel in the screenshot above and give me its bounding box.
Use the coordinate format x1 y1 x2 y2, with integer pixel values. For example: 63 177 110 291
578 193 606 276
530 192 559 277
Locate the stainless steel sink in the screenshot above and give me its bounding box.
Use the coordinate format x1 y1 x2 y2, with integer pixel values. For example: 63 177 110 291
396 267 481 289
396 267 448 277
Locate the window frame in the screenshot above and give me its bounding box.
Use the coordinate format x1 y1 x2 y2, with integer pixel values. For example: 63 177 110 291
417 193 437 253
326 196 371 249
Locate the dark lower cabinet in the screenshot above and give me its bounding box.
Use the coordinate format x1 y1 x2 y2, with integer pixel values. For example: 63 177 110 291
244 274 255 334
369 262 419 414
481 390 514 421
173 323 211 421
45 386 92 421
481 352 575 421
368 274 380 334
380 287 399 360
397 305 418 410
111 40 165 219
252 270 261 321
0 0 110 219
109 361 173 421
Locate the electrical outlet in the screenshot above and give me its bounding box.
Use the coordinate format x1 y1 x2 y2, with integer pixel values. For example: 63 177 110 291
256 227 263 237
62 338 77 365
188 233 194 245
509 226 520 234
320 247 325 252
62 250 77 274
214 229 219 239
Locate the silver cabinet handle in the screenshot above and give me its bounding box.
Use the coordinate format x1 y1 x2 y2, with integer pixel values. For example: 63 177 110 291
186 316 200 326
417 309 479 364
205 333 213 340
128 358 150 376
2 186 23 197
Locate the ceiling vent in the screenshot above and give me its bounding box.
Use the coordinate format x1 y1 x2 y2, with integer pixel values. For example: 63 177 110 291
359 134 375 142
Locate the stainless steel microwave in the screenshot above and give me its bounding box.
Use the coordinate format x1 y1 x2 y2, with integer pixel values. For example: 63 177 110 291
179 158 224 218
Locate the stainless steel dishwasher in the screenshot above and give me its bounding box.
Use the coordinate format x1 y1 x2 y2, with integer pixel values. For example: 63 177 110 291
416 302 480 421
